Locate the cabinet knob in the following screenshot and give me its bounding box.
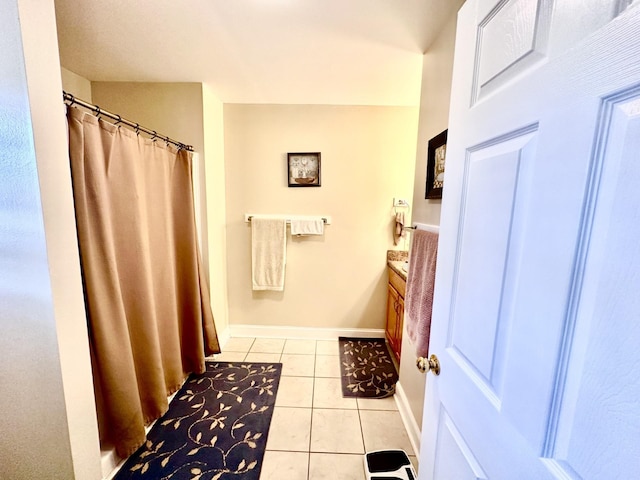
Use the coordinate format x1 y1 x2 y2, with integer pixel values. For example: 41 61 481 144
416 354 440 375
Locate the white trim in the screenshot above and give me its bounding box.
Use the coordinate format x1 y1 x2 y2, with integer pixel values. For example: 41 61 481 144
101 449 121 480
216 326 232 350
226 324 385 341
394 380 422 457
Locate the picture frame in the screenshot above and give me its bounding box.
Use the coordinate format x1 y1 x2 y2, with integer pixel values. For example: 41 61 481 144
425 129 447 199
288 152 321 187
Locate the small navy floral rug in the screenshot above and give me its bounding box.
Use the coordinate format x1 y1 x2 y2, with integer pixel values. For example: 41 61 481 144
114 362 281 480
338 337 398 398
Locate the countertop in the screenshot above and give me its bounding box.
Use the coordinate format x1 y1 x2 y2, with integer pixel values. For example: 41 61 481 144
387 250 408 281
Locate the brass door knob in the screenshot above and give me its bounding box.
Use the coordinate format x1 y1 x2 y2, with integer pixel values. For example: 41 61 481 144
416 354 440 375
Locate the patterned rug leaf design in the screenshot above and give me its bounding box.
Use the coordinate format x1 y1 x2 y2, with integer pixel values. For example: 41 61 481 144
114 362 281 480
338 337 398 398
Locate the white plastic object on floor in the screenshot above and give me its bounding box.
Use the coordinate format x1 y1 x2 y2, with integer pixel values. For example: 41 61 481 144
363 449 416 480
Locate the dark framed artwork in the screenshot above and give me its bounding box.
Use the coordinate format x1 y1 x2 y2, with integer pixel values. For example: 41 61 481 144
425 129 447 199
288 152 321 187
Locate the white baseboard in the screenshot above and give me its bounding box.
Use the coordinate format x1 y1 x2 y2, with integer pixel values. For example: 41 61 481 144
101 447 122 480
226 324 385 341
216 326 232 349
395 380 421 457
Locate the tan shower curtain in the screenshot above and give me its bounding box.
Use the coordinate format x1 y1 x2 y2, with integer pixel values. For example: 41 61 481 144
67 106 220 457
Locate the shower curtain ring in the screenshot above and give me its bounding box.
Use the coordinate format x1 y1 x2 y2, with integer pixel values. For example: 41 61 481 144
115 114 122 126
135 123 140 136
151 131 157 141
95 107 101 119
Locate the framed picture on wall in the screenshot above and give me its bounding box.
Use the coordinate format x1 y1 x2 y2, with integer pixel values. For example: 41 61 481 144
425 129 447 199
288 152 321 187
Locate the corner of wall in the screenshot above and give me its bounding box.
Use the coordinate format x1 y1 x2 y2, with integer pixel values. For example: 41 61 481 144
202 84 230 339
15 0 102 478
60 67 92 102
410 8 460 227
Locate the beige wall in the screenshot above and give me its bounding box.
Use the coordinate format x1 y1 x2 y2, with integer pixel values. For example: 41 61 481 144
91 82 205 154
61 66 92 101
399 6 461 435
410 8 462 226
1 0 102 478
224 104 418 331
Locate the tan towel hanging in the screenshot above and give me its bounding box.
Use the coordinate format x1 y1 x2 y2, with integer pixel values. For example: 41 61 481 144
394 212 405 245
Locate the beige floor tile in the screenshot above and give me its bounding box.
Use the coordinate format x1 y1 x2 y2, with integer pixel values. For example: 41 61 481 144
281 353 316 377
245 353 282 363
356 395 398 411
266 407 312 452
314 355 341 378
223 337 255 352
310 409 364 454
208 351 247 362
313 377 357 410
315 340 339 355
276 376 314 408
359 410 414 456
308 453 365 480
211 335 415 480
250 338 286 353
260 451 309 480
283 339 317 355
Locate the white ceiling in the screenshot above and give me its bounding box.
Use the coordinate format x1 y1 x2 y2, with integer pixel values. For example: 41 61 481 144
54 0 462 106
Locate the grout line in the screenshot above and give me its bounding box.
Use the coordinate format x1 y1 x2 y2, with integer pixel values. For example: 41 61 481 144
307 358 316 480
356 391 367 457
236 335 409 479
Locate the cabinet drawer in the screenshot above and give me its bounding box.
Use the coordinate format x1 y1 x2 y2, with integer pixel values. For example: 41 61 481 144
388 266 406 298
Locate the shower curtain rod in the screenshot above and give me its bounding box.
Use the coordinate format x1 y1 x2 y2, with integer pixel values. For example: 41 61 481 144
63 91 194 152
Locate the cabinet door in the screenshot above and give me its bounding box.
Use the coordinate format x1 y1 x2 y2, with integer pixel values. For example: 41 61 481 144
396 293 404 361
386 284 401 362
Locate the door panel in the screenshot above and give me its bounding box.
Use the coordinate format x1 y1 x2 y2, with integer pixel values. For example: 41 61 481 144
548 0 624 57
420 1 640 478
473 0 551 103
541 88 640 480
433 409 487 480
449 129 537 402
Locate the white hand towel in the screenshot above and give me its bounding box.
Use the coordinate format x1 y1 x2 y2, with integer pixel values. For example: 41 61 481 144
290 218 324 236
251 218 287 291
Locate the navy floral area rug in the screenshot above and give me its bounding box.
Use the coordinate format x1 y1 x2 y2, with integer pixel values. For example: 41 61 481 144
114 362 281 480
338 337 398 398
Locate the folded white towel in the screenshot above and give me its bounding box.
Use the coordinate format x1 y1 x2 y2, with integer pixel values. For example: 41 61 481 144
290 218 324 236
251 218 287 291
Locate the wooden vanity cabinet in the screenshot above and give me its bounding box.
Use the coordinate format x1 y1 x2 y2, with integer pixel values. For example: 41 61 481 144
386 266 406 363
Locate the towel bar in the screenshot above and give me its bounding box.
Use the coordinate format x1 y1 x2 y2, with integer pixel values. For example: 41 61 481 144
404 223 439 233
244 214 331 225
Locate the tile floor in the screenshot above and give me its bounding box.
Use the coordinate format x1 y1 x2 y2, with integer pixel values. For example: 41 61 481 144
209 336 418 480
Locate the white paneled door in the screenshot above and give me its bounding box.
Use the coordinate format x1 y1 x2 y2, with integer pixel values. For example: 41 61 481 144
420 1 640 479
